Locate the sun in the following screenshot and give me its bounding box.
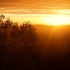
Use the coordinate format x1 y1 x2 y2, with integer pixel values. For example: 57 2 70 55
44 14 70 26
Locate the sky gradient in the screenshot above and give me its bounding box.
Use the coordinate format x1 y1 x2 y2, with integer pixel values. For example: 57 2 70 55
0 0 70 14
0 0 70 25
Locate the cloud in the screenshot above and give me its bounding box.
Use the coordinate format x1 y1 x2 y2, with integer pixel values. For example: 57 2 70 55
1 8 70 14
0 0 70 14
0 0 70 8
0 0 19 3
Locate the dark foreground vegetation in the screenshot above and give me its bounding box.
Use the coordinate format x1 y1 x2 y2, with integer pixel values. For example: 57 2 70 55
0 15 70 70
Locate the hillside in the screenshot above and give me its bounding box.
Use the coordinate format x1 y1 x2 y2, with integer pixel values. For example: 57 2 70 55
34 25 70 56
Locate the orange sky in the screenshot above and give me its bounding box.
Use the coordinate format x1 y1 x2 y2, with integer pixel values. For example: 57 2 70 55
0 0 70 25
0 0 70 14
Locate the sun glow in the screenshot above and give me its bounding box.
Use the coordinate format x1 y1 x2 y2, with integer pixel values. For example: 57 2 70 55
44 14 70 26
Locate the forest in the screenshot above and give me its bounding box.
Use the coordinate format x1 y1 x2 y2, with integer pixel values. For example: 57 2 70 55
0 15 70 70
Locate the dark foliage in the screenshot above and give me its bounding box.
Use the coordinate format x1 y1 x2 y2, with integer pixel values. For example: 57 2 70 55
0 15 70 70
0 15 39 70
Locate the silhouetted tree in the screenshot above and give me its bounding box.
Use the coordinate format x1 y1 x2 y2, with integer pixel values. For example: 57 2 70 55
20 22 38 51
0 15 39 70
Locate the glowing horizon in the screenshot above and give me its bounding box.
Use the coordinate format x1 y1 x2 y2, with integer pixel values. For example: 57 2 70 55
1 0 70 26
2 13 70 26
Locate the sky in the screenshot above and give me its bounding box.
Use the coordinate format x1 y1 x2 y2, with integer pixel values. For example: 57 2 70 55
0 0 70 25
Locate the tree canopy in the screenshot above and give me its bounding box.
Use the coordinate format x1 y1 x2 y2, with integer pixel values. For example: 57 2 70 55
0 15 39 70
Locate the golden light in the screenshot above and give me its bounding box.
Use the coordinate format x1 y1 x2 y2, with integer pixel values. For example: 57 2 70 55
44 14 70 26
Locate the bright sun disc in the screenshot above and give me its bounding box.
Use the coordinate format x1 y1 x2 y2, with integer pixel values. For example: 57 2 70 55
45 15 70 26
